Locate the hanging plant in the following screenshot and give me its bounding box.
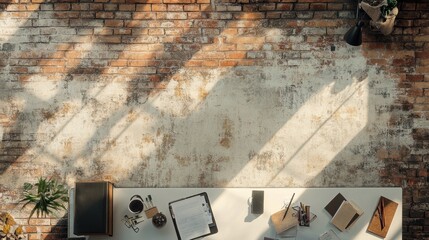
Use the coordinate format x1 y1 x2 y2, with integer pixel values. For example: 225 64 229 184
361 0 399 35
20 177 69 221
380 0 398 17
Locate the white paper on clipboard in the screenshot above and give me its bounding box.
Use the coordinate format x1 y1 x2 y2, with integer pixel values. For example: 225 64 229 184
170 195 212 240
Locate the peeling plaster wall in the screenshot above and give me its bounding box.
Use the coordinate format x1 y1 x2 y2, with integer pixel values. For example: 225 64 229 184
1 48 405 188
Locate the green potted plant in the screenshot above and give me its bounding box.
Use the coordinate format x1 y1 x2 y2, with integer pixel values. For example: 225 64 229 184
20 177 69 221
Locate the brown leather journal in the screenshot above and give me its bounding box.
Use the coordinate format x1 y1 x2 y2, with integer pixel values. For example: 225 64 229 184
367 196 398 238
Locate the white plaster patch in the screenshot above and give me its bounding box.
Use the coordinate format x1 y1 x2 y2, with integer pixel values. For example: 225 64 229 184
33 80 129 166
22 76 60 101
151 69 221 117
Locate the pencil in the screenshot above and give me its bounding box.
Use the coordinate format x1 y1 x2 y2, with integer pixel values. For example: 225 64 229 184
282 193 295 221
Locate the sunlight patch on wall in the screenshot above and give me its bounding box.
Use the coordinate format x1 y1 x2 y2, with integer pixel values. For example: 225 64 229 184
21 76 60 101
230 77 369 186
0 5 39 44
35 81 129 168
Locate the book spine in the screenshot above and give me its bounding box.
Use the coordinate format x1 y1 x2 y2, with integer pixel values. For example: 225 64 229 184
108 182 113 236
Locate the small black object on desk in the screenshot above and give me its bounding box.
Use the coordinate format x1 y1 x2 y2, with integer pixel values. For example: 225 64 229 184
251 190 264 214
152 212 167 228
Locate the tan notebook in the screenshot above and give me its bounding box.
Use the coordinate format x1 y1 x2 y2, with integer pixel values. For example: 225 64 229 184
367 196 398 238
331 201 363 231
270 208 298 234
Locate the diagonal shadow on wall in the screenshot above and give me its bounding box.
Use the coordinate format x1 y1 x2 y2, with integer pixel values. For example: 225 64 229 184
0 0 376 188
0 1 405 238
0 1 223 176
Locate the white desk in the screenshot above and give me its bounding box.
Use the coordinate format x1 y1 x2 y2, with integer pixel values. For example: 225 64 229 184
69 187 402 240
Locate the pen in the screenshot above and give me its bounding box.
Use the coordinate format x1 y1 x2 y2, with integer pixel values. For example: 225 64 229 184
148 195 154 207
379 198 385 229
142 199 148 209
146 197 151 208
282 193 295 221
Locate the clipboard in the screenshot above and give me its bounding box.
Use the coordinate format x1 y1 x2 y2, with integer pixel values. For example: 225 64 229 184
367 196 398 238
169 192 218 240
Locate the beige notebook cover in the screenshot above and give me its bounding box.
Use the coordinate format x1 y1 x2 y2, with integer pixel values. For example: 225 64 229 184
270 208 298 234
331 201 362 231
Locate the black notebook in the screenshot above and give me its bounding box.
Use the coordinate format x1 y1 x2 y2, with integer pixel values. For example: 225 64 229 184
325 193 363 231
74 181 114 236
324 193 346 217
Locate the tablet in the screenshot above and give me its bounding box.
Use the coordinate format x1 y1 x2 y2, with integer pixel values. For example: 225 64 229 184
169 192 218 240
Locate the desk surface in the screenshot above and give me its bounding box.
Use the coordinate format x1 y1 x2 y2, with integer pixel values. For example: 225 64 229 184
69 187 402 240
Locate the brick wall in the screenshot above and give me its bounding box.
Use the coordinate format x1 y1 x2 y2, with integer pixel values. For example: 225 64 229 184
0 0 428 239
368 2 429 239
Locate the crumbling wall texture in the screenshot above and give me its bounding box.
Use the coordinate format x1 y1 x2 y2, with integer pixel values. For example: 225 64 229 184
0 0 428 239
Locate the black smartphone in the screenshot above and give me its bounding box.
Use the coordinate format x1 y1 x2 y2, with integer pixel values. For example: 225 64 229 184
251 190 264 214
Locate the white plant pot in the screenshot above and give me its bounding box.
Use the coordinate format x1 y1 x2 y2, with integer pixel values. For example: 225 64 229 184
361 0 387 22
371 7 399 35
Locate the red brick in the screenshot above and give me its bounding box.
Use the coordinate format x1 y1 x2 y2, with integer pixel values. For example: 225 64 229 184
128 60 160 67
416 51 429 59
310 3 326 10
406 75 425 82
53 3 70 10
104 4 118 11
163 0 193 3
294 3 309 10
28 219 51 226
184 4 199 11
401 2 415 11
89 3 103 10
233 12 265 19
276 3 293 10
220 60 238 67
266 12 281 19
184 60 203 67
119 4 136 11
202 60 218 67
167 4 183 11
415 20 429 27
414 35 429 42
105 20 124 27
114 29 132 35
134 12 156 19
327 3 342 10
305 19 341 27
71 3 89 10
152 4 167 11
258 3 275 11
96 12 114 18
95 36 122 43
110 60 128 67
416 3 429 10
41 66 66 73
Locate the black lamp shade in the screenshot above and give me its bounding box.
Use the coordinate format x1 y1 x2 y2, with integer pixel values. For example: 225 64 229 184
344 21 364 46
